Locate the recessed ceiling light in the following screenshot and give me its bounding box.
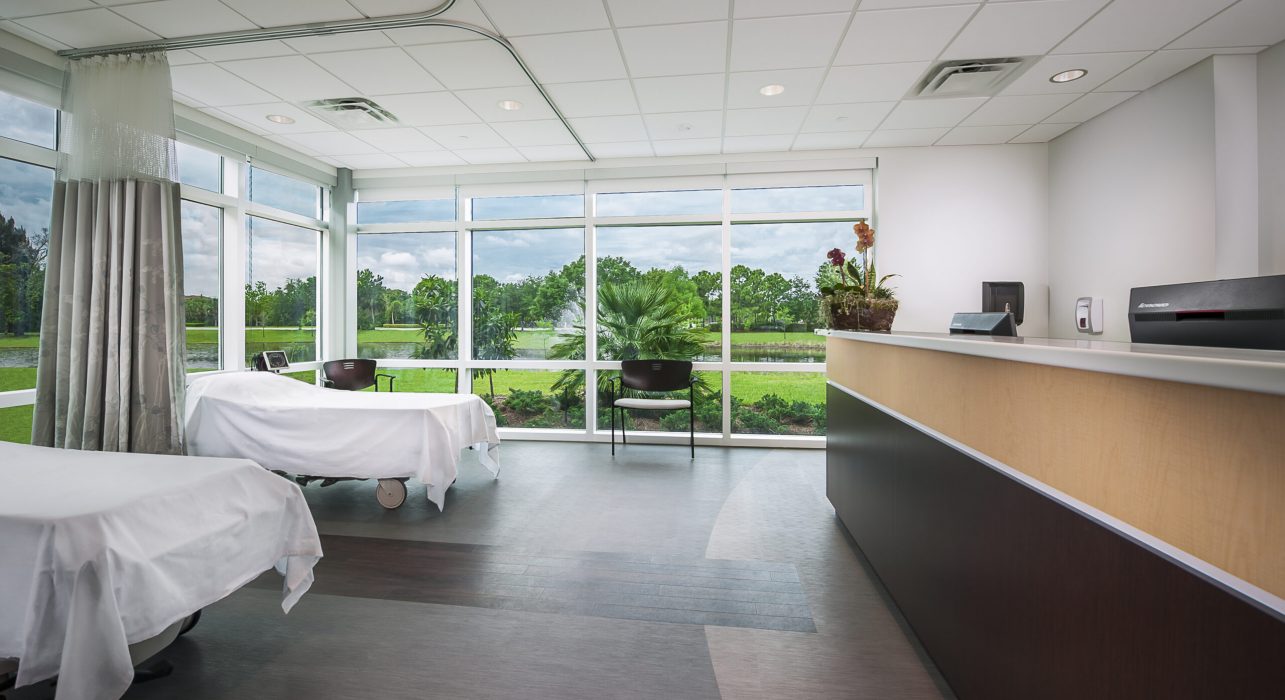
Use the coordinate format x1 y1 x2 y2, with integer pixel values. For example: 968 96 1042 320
1049 69 1087 84
497 99 523 111
759 84 786 97
265 114 295 125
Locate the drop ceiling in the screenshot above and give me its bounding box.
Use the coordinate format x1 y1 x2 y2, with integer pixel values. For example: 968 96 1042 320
2 0 1283 169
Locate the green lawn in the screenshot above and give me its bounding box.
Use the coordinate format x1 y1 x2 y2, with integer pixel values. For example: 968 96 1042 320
0 404 33 443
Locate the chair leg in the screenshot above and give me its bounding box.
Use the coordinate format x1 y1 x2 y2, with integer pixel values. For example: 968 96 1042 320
611 403 616 456
690 406 695 459
621 409 627 444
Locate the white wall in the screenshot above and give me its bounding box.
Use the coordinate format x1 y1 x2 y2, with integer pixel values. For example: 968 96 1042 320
1261 41 1285 275
1048 60 1216 341
876 144 1050 338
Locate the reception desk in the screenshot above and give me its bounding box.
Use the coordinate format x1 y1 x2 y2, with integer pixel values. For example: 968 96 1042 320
824 331 1285 699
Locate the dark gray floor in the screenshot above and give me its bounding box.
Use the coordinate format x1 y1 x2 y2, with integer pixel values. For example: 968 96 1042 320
10 442 952 699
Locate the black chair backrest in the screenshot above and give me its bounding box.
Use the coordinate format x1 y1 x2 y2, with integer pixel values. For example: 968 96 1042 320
323 359 377 391
620 359 693 392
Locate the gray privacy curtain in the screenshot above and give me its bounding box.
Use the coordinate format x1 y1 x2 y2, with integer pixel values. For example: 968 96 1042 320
32 52 186 454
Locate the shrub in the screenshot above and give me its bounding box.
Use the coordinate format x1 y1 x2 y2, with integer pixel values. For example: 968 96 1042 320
504 388 549 415
733 406 784 434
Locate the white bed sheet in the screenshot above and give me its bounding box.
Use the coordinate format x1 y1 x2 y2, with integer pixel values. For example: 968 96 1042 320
184 371 501 509
0 441 321 700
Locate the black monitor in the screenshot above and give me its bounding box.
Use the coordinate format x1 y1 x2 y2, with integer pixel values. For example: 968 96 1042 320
983 281 1024 326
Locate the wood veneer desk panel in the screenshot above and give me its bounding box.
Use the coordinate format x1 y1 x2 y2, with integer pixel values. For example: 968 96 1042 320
825 332 1285 598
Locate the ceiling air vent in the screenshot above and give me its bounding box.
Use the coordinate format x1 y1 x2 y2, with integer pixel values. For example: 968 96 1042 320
914 58 1029 98
302 97 398 129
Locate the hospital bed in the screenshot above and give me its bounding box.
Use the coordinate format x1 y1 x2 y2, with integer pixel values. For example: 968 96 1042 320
0 441 322 700
184 371 501 510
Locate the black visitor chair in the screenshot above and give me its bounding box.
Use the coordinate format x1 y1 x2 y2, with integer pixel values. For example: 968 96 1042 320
609 359 696 458
322 359 395 392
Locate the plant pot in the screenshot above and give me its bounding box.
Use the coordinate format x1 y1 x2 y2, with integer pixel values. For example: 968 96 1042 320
822 294 899 333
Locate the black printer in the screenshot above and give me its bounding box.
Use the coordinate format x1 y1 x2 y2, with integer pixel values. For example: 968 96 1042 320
1128 274 1285 350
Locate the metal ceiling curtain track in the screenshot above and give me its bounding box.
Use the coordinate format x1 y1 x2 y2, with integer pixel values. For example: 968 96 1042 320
54 0 596 162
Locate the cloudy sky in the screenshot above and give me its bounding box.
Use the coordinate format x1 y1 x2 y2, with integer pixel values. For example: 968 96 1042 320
597 225 721 274
181 201 220 297
0 157 53 237
472 228 582 283
358 231 455 292
0 92 56 150
246 217 319 290
249 167 321 218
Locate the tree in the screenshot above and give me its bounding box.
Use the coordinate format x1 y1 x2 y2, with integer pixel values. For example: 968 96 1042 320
692 269 721 324
244 281 269 328
0 212 47 337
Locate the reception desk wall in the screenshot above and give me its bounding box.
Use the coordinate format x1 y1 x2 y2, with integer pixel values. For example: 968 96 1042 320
824 331 1285 699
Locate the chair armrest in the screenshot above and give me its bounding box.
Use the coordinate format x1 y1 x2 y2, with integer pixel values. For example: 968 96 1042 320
322 378 335 388
375 373 396 392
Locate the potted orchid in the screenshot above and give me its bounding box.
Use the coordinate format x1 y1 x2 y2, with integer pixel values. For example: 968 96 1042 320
819 218 899 332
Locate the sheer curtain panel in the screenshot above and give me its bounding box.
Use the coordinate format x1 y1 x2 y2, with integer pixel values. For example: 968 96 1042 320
33 52 186 454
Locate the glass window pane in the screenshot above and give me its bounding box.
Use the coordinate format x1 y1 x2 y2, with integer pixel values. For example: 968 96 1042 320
356 232 457 361
595 369 720 434
0 157 55 392
731 185 863 214
245 217 319 366
0 404 33 443
730 222 846 362
471 228 584 361
731 372 826 436
595 226 720 361
176 142 221 192
249 166 321 218
472 194 583 220
181 200 221 370
355 368 456 393
0 91 56 149
595 189 721 217
357 199 454 224
473 369 585 429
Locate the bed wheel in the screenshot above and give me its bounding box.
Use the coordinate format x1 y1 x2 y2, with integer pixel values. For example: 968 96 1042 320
375 479 407 509
179 609 202 636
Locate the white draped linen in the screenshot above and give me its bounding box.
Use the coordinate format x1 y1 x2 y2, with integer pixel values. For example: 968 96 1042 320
0 441 322 700
33 52 185 454
185 372 501 509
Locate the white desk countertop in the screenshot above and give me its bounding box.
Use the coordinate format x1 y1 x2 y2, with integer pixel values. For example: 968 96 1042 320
820 330 1285 396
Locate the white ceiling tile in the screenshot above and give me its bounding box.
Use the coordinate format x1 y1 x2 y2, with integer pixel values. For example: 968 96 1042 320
285 31 394 54
730 14 850 71
398 150 467 167
310 48 443 95
726 68 826 108
863 127 949 147
403 41 530 90
815 62 929 103
114 0 257 37
1055 0 1235 53
518 145 589 161
1046 91 1137 122
284 131 382 155
858 0 975 9
419 123 509 149
1001 51 1150 95
199 107 269 135
941 0 1110 60
545 80 639 117
1097 47 1262 92
882 97 986 128
1010 122 1079 142
722 134 795 153
960 94 1078 126
734 0 855 18
1170 0 1285 49
836 5 977 66
173 92 207 108
334 153 411 169
724 106 809 136
491 120 576 146
218 103 336 133
801 102 897 132
0 1 92 19
456 147 526 164
586 141 654 158
345 0 460 15
170 64 277 106
644 111 723 140
792 131 872 149
190 41 295 62
453 85 556 122
432 0 496 31
384 25 488 46
633 74 726 113
511 31 628 83
937 124 1029 145
607 0 728 27
220 56 357 102
351 127 442 152
568 115 649 142
219 0 363 27
479 0 608 35
652 138 723 155
374 92 480 126
14 8 159 47
0 19 70 50
166 50 203 66
617 22 728 78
